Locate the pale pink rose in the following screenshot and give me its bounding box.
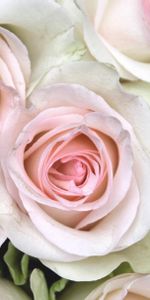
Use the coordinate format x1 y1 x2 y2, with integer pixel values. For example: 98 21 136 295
77 0 150 81
0 83 149 267
60 273 150 300
0 27 30 245
0 26 30 132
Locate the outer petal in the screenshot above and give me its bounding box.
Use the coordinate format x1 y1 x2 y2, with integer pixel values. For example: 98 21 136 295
0 27 31 100
100 38 150 82
0 279 31 300
0 0 86 90
77 0 150 81
122 80 150 106
99 0 150 61
42 232 150 281
0 227 6 246
0 84 24 133
0 178 83 262
36 61 150 157
76 0 100 23
56 0 83 28
16 180 138 257
88 274 150 299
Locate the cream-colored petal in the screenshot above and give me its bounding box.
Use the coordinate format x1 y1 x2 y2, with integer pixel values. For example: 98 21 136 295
42 232 150 281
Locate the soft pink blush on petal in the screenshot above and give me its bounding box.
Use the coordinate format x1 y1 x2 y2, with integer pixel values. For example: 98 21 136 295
0 27 31 86
19 175 139 256
0 83 21 131
99 0 150 61
0 37 26 99
0 58 14 88
76 113 133 228
142 0 150 26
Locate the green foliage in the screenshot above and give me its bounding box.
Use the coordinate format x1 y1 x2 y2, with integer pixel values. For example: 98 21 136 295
0 241 68 300
4 242 29 285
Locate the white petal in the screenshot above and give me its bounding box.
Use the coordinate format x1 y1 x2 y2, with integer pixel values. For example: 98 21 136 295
0 279 31 300
42 232 150 281
0 0 73 88
35 61 150 157
0 227 6 246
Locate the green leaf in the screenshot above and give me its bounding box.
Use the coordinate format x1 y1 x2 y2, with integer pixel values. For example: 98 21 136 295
4 242 29 285
30 269 49 300
49 278 68 300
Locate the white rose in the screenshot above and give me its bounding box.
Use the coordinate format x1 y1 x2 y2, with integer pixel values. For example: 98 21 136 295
76 0 150 81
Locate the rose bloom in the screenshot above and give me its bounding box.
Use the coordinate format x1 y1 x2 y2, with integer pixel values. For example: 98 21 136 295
76 0 150 81
0 26 30 245
0 75 150 280
59 274 150 300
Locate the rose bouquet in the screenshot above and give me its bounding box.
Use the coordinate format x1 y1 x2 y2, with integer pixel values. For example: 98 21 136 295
0 0 150 299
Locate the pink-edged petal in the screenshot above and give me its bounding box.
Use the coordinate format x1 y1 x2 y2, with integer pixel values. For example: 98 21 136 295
41 205 88 228
0 58 14 88
116 138 150 250
0 26 31 87
76 113 133 225
0 184 82 262
0 36 25 99
0 83 26 134
20 176 139 256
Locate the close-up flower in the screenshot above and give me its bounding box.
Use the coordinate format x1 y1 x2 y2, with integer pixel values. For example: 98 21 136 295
0 72 150 279
0 0 150 290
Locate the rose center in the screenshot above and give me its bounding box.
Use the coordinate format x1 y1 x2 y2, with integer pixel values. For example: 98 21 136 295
49 157 87 186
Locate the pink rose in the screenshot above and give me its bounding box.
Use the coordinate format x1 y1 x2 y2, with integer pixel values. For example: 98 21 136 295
0 27 30 245
0 82 150 280
0 26 30 136
76 0 150 81
60 273 150 299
